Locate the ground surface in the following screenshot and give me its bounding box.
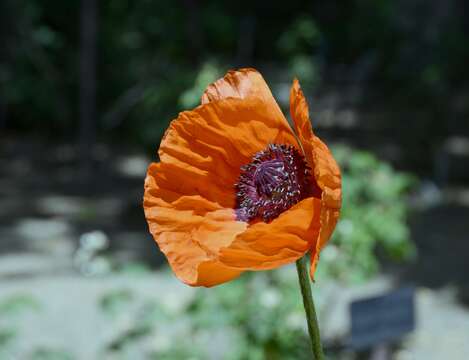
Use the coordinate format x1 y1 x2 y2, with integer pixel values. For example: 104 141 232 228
0 262 469 359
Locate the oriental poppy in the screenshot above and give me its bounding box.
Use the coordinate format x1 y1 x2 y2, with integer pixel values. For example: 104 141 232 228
143 68 341 287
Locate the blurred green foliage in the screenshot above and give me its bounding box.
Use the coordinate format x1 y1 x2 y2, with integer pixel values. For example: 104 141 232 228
29 348 74 360
97 271 311 360
184 273 311 360
277 15 320 56
0 294 42 315
0 328 16 348
99 288 134 317
0 294 42 358
179 62 222 109
2 0 468 144
317 145 416 283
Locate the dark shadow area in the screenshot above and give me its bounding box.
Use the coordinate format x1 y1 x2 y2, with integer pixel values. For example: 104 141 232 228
402 204 469 289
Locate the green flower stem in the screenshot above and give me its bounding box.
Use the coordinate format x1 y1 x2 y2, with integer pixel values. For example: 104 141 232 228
296 256 324 360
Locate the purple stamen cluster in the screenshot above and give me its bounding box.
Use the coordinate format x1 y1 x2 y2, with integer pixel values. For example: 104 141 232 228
235 144 313 222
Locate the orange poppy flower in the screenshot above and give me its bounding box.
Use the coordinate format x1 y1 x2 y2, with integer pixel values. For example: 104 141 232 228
143 68 341 287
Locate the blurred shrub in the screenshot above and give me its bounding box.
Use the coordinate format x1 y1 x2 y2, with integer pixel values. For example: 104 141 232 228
277 14 320 57
0 294 41 315
3 0 469 141
100 271 311 360
288 55 320 88
99 288 134 317
185 273 311 360
0 293 42 358
277 14 321 89
29 348 74 360
127 60 225 148
179 61 222 109
317 145 416 283
0 328 15 348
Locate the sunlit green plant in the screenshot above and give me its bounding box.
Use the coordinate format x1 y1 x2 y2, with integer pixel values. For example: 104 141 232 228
0 293 42 358
317 144 416 283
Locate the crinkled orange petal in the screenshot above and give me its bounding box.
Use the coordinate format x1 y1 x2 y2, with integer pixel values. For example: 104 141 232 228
201 68 294 141
159 96 298 208
144 163 247 287
218 197 322 269
290 79 342 279
144 90 298 286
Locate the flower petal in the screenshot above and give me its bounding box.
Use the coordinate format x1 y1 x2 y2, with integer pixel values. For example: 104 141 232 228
144 163 247 287
144 89 298 287
159 96 298 208
218 197 322 269
290 79 342 279
201 68 294 141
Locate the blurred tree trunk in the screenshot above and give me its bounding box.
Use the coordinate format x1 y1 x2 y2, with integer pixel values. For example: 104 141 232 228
79 0 97 180
0 100 6 131
462 0 469 36
0 0 13 132
235 14 256 66
182 0 203 64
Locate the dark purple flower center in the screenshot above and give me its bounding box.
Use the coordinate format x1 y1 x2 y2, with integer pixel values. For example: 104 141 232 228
235 144 315 222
